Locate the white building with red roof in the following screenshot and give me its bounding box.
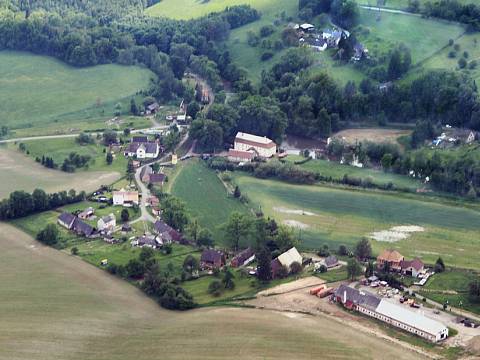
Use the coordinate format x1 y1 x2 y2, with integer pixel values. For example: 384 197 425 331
234 132 276 158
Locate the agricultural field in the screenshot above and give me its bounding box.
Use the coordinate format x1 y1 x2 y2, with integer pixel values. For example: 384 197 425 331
355 0 473 10
286 155 422 191
171 159 248 246
8 137 128 174
0 222 424 360
0 146 120 200
332 128 412 145
232 174 480 269
419 269 480 315
356 8 465 64
0 51 153 137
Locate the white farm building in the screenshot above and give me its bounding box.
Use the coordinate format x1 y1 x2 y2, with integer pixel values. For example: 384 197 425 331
233 132 277 158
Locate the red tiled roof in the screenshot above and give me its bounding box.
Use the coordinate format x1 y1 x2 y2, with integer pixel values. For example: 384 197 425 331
228 149 254 160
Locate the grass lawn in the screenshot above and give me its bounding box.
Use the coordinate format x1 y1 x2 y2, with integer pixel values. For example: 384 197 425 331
0 145 120 200
309 49 367 85
356 8 465 64
0 51 153 137
0 223 424 360
233 174 480 269
316 266 349 283
419 269 480 315
9 137 128 174
171 159 249 246
286 155 422 191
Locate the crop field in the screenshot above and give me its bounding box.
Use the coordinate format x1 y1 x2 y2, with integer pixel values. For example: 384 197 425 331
9 137 128 174
233 174 480 269
171 159 248 246
0 223 425 360
0 51 153 136
0 146 120 200
419 269 480 315
356 8 465 64
286 155 422 191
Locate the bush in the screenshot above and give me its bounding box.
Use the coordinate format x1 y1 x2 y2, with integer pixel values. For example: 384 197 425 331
276 265 289 279
71 247 79 255
290 261 303 275
36 224 59 246
208 280 223 296
318 265 327 273
261 52 274 61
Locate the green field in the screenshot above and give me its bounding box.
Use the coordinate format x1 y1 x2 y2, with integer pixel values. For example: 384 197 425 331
355 0 473 10
10 137 128 174
0 51 153 136
233 174 480 269
0 146 120 200
171 159 248 246
146 0 289 19
419 269 480 315
287 155 422 191
357 8 465 64
1 222 425 360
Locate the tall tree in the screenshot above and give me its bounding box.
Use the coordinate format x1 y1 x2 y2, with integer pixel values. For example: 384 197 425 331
224 212 251 251
256 247 272 282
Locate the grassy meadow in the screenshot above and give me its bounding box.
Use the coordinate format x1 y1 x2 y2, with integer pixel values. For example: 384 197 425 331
356 8 465 64
0 222 425 360
0 146 120 200
233 174 480 269
171 159 248 246
419 269 480 315
9 137 128 174
287 155 422 191
0 51 153 136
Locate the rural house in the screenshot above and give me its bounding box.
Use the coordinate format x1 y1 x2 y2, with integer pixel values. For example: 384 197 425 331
58 212 76 230
140 166 153 182
400 258 424 277
149 173 166 186
125 142 159 159
113 189 139 206
324 255 339 268
231 247 255 268
200 249 226 270
97 214 116 232
121 223 132 232
131 235 159 249
154 220 183 244
78 207 94 220
377 249 404 272
72 218 96 238
145 102 160 115
335 285 448 343
233 132 277 158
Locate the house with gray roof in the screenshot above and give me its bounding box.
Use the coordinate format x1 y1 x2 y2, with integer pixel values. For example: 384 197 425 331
58 212 76 230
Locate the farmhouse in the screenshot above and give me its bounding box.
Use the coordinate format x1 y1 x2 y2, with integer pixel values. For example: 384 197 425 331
231 247 255 268
400 258 424 277
113 189 139 206
200 249 226 270
97 214 116 232
145 102 160 115
149 173 166 185
140 166 153 182
227 149 255 163
125 142 160 159
271 247 302 278
154 220 183 243
233 132 276 158
132 235 159 249
78 207 94 220
335 285 448 343
58 212 76 230
72 218 96 238
377 249 404 272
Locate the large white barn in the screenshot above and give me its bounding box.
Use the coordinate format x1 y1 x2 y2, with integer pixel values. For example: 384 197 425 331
234 132 277 158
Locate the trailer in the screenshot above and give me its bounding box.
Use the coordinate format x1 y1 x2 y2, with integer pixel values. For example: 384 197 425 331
309 285 326 295
317 287 334 298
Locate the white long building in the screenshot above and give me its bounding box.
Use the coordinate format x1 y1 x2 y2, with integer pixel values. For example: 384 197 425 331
234 132 277 158
334 285 448 343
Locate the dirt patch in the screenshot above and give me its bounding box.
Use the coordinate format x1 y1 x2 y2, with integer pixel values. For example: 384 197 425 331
283 219 310 229
332 128 411 145
274 207 316 216
258 276 325 296
370 225 424 242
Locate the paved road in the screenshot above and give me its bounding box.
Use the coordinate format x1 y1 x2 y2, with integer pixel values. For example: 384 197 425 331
0 126 170 144
360 5 420 16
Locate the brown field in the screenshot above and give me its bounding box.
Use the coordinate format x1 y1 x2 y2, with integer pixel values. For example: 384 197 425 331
0 147 120 199
0 223 430 360
332 128 411 144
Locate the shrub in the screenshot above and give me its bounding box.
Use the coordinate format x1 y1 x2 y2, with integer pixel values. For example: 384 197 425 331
261 52 274 61
290 261 303 275
208 280 223 296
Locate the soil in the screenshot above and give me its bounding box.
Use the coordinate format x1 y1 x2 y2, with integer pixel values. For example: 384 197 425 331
332 128 411 145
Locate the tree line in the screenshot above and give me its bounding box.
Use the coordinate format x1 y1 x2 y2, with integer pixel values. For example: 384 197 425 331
0 188 86 220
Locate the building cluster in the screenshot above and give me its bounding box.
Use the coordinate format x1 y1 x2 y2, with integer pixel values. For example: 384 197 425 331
432 128 477 148
271 247 303 279
376 249 425 277
291 23 368 61
334 285 449 343
227 132 277 163
131 219 184 249
58 212 97 238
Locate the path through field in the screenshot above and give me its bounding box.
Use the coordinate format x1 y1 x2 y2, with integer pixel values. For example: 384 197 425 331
0 223 428 360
